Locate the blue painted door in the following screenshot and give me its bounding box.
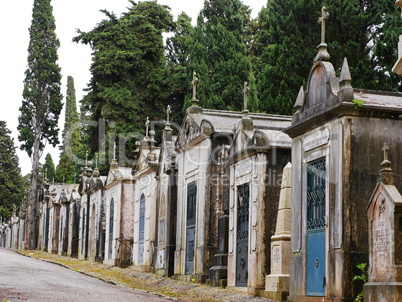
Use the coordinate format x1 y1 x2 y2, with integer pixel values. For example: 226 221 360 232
306 158 326 296
185 182 197 275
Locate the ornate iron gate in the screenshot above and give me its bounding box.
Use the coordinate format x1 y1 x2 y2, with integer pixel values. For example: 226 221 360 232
138 193 145 265
236 183 249 287
306 158 326 296
185 182 197 275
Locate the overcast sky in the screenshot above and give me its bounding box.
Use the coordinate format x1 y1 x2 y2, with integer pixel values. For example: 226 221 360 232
0 0 265 175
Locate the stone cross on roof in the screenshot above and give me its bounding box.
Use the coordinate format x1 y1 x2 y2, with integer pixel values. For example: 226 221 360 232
113 142 117 160
85 151 89 168
318 6 329 44
192 72 198 101
243 81 249 112
166 105 171 124
382 142 389 161
145 117 150 137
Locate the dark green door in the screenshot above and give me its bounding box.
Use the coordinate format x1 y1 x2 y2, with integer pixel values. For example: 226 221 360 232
236 183 249 287
185 182 197 275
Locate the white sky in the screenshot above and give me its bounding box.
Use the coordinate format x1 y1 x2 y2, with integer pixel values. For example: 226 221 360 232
0 0 265 175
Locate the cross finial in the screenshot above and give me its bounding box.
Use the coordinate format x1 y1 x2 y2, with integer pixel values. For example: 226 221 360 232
318 6 329 44
166 105 171 124
192 72 198 101
382 142 389 161
145 117 150 137
113 142 117 160
243 81 249 112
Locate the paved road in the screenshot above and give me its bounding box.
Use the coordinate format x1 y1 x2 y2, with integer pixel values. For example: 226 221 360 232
0 248 170 302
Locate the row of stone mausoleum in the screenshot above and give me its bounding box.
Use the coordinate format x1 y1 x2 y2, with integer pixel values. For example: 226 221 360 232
2 19 402 301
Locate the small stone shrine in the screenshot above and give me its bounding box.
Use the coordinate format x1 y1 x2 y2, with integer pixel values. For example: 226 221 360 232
364 145 402 301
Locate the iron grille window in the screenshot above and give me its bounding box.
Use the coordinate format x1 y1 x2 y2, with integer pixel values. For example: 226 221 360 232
187 182 197 225
307 158 326 230
139 194 145 241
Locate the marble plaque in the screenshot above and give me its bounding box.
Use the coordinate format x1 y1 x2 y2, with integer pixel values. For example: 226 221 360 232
303 128 329 151
236 158 252 178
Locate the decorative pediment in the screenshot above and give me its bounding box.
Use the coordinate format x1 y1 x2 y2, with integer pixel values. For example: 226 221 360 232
176 115 202 149
253 130 270 149
304 61 339 111
105 167 124 186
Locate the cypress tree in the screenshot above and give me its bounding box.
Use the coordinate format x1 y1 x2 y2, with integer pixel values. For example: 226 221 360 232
74 1 174 170
0 121 26 222
17 0 62 249
43 153 56 183
166 12 194 121
56 76 81 183
187 0 251 111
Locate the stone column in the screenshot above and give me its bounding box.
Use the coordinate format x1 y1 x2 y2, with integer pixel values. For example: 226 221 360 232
262 162 292 301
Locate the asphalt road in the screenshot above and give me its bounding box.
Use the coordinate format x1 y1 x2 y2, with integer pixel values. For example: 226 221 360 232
0 248 170 302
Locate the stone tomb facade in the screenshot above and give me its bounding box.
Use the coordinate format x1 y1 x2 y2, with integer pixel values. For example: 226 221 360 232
286 46 402 300
174 104 235 282
67 187 81 257
57 185 75 255
227 111 291 295
132 131 160 271
103 159 134 266
153 119 178 277
86 171 106 262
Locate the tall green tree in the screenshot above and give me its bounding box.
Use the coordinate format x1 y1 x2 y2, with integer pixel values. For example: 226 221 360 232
74 1 174 171
43 153 56 182
166 12 194 121
372 1 402 91
253 0 400 115
62 76 80 147
253 0 320 115
0 121 26 222
56 76 81 183
187 0 251 111
17 0 63 249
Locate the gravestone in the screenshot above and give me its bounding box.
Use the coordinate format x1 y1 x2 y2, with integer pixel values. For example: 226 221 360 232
364 147 402 301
